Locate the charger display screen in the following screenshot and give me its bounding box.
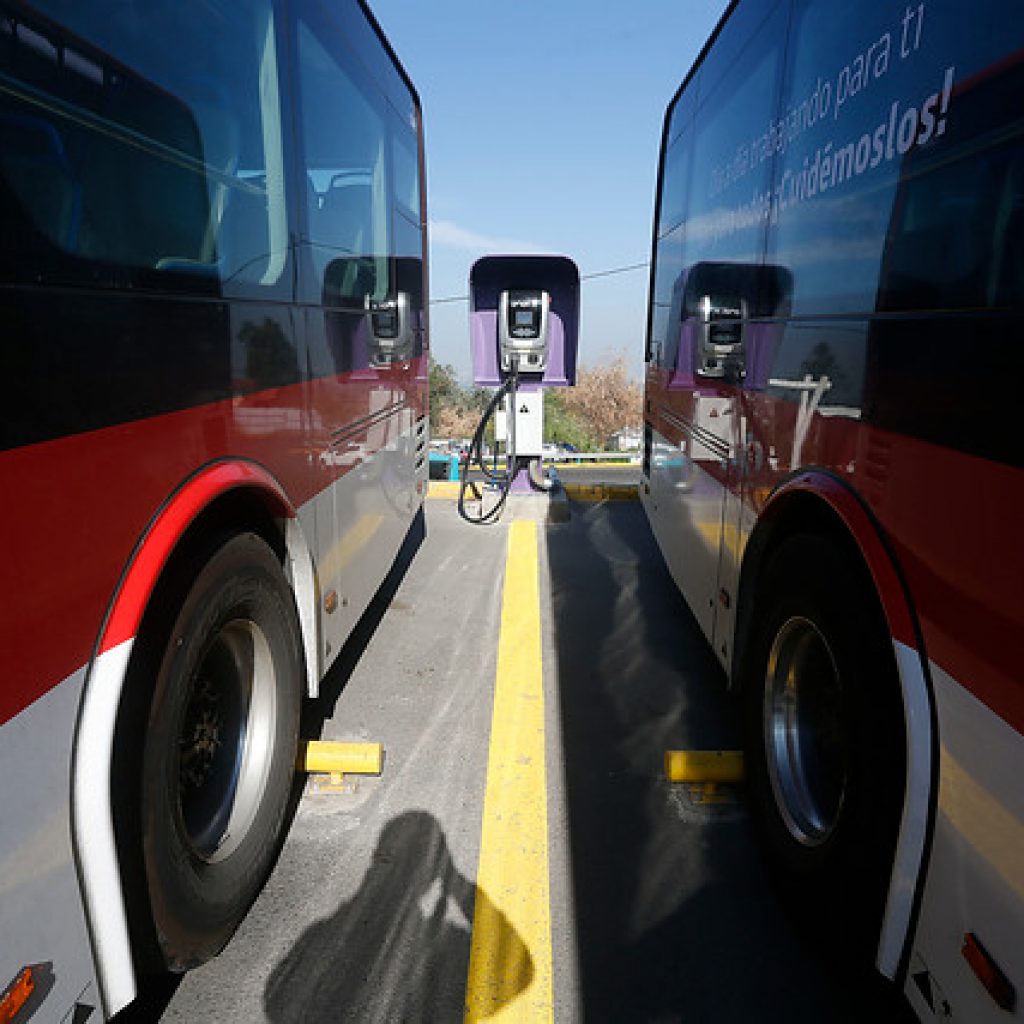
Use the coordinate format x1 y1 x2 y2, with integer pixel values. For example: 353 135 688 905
508 292 543 341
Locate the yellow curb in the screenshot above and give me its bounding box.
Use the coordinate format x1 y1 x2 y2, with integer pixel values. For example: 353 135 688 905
427 481 463 499
562 483 638 502
664 750 744 783
556 461 638 470
298 740 383 775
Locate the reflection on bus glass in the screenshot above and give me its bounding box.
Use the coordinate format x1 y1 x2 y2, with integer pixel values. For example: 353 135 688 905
0 0 292 293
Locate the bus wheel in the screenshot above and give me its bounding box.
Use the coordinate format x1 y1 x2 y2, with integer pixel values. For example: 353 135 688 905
140 532 301 970
743 534 904 949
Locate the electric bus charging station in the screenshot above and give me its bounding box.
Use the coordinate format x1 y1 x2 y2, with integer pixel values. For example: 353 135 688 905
459 255 579 524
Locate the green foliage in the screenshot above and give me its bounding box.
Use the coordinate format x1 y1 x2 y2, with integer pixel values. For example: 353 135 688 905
429 359 495 436
429 356 642 452
428 359 461 433
543 388 600 451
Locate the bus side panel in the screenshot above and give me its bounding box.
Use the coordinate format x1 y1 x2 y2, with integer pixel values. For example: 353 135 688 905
0 670 100 1021
304 350 426 672
907 665 1024 1023
2 335 311 727
319 411 424 672
642 395 733 649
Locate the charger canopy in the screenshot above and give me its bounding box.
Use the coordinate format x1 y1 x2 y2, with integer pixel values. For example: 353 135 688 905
469 254 579 388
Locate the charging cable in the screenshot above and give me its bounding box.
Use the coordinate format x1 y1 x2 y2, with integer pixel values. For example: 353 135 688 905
457 367 519 525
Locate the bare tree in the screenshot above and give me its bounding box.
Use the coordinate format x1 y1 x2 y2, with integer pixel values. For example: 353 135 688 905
558 356 643 447
436 404 483 439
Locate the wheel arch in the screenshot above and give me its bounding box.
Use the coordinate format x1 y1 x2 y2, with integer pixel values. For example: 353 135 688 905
71 460 318 1018
733 469 938 983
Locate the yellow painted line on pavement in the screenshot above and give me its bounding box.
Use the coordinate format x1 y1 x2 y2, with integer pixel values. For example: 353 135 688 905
465 520 553 1023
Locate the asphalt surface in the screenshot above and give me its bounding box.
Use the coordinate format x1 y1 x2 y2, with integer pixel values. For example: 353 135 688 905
117 494 914 1023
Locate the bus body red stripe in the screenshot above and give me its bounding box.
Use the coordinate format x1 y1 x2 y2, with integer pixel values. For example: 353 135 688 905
0 358 427 728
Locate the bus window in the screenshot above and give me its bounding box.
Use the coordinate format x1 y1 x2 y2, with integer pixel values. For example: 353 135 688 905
878 58 1024 313
647 129 693 370
0 0 289 295
685 0 787 268
866 54 1024 468
297 12 390 309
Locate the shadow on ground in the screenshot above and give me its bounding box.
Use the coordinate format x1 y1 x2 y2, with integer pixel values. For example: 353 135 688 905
263 810 531 1023
545 498 915 1023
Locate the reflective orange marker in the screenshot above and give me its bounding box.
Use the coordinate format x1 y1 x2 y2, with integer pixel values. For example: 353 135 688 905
962 932 1015 1012
0 967 35 1024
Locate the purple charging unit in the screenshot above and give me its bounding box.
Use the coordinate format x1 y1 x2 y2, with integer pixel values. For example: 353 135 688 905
468 255 580 494
469 255 579 390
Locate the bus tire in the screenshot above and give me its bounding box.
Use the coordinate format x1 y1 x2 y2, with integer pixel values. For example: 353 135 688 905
139 531 301 970
742 533 905 951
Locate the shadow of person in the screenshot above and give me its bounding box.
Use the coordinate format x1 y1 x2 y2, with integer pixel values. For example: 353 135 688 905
264 810 532 1023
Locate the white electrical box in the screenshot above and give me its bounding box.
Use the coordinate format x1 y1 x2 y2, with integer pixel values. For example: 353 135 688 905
503 390 543 457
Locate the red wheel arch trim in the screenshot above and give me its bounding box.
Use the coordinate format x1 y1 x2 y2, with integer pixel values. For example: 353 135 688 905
765 471 917 649
98 461 296 656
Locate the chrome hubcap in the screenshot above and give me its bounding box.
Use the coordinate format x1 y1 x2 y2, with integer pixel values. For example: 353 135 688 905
177 619 277 862
764 617 846 847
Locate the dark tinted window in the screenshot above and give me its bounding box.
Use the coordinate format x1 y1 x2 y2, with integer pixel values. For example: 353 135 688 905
687 0 786 269
391 103 425 357
298 11 390 308
648 221 687 370
0 0 289 295
877 57 1024 313
767 0 1024 316
648 126 691 368
296 4 422 317
295 0 423 376
658 131 693 238
648 0 786 374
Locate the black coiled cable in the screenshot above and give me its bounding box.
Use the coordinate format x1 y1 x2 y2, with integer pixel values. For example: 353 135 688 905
457 368 518 525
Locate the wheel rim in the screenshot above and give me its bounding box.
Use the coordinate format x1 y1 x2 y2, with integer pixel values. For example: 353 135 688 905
764 616 847 847
177 618 278 862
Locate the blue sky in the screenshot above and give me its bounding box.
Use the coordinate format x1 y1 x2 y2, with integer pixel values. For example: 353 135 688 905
370 0 728 382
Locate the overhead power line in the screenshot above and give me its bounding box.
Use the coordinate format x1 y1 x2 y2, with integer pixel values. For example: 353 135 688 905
428 259 650 306
580 260 650 282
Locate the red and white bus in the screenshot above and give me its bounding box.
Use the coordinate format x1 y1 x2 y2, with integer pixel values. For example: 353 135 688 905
643 0 1022 1018
0 0 427 1019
